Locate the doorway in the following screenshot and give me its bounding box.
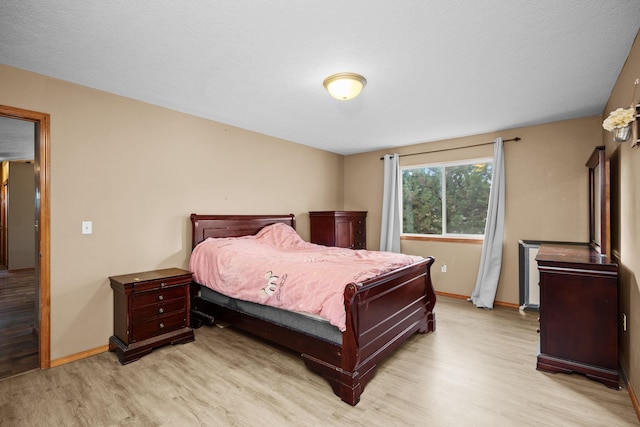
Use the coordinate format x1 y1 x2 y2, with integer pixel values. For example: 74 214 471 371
0 105 50 376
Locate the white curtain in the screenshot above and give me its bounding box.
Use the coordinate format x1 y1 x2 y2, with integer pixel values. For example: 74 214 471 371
380 153 401 252
469 138 505 309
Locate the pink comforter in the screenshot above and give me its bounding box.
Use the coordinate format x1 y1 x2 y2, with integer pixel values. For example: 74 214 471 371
189 223 422 331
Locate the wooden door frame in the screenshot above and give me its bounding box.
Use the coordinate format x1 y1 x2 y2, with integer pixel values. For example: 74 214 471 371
1 180 7 265
0 104 50 369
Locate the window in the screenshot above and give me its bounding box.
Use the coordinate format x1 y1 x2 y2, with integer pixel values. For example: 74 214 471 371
402 158 493 237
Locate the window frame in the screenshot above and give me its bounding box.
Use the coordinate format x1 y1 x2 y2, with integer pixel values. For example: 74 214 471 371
400 157 493 240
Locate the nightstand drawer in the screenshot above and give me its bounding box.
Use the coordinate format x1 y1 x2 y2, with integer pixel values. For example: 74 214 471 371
132 297 186 322
132 275 191 293
132 286 186 308
132 312 187 342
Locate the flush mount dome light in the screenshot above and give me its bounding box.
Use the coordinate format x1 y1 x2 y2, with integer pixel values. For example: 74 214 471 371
323 72 367 100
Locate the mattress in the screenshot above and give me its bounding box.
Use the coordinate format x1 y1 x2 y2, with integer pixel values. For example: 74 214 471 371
199 286 342 345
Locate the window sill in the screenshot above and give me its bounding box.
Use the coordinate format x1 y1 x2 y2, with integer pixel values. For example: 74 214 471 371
401 235 484 244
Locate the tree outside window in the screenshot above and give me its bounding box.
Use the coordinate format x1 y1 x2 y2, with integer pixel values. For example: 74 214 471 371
402 159 492 236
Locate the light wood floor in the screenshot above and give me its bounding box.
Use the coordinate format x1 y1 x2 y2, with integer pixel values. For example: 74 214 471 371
0 296 637 426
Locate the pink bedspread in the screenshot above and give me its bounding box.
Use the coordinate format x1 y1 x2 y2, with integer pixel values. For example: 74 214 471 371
189 223 422 331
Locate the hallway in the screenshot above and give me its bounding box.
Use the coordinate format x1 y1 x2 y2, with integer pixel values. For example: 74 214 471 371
0 267 38 380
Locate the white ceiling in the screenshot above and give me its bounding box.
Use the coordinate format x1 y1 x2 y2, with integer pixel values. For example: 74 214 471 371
1 1 639 155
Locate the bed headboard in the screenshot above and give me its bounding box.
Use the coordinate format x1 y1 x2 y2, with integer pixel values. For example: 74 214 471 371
190 214 296 248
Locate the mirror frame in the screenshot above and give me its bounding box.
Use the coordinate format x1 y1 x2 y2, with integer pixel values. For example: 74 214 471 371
586 146 609 255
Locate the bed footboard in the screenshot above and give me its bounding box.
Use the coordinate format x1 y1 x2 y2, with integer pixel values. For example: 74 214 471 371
302 256 436 405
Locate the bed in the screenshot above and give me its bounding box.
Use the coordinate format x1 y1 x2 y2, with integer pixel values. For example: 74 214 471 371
188 213 436 406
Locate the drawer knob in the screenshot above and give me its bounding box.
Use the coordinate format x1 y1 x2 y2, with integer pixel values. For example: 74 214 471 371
160 282 167 288
158 295 164 301
159 323 164 329
158 308 164 314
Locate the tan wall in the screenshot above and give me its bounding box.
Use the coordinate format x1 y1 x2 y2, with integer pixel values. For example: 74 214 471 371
0 64 344 360
345 116 601 303
602 30 640 404
7 162 36 270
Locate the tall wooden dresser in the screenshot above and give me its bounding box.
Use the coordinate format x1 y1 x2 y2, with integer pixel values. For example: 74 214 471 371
309 211 367 249
535 244 619 388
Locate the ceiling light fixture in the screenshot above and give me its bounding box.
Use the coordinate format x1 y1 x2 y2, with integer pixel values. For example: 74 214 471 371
323 72 367 101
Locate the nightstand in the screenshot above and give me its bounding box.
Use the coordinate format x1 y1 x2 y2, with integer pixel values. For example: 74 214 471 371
108 268 194 364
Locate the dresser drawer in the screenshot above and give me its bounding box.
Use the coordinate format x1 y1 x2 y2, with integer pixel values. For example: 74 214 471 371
132 285 186 308
132 297 186 322
131 311 187 342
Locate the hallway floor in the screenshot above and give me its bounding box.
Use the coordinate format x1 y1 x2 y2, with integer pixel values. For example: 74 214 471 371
0 267 38 380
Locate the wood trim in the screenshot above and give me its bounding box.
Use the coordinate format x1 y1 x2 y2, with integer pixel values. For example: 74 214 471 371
50 345 109 368
436 291 469 300
629 381 640 423
494 300 520 309
39 110 51 369
401 235 484 244
435 291 520 309
0 104 51 370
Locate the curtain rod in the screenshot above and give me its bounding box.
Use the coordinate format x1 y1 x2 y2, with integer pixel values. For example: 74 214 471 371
379 137 521 160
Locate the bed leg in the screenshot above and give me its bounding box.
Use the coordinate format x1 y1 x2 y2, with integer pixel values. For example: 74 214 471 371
416 305 437 334
190 308 214 329
302 355 364 406
423 273 437 333
189 283 215 329
426 310 436 332
418 309 436 333
334 376 362 407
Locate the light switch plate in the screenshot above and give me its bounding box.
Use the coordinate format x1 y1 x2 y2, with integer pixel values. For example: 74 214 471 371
82 221 92 235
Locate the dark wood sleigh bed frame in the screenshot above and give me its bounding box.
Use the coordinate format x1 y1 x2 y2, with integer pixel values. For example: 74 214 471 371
189 213 436 406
